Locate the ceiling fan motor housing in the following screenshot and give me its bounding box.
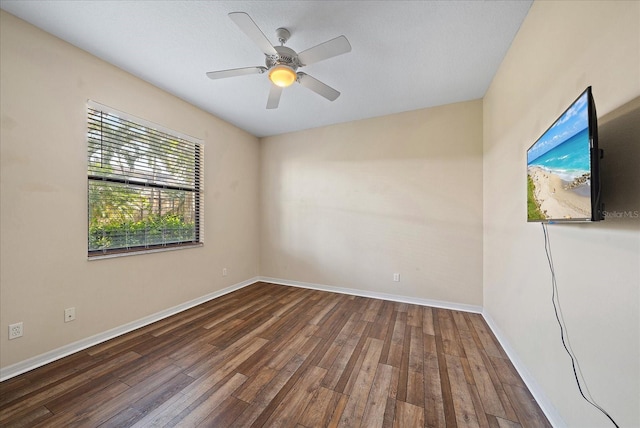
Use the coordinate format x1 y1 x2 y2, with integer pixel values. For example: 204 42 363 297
266 46 301 72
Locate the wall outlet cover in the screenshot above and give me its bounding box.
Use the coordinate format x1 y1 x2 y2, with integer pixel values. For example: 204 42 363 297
9 322 23 340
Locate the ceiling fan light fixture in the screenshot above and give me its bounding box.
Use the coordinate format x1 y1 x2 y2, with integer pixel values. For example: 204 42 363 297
269 65 297 88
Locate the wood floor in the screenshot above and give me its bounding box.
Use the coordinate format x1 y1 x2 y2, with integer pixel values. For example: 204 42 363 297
0 282 550 427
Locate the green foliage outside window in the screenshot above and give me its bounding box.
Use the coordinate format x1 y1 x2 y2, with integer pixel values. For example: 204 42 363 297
89 214 195 251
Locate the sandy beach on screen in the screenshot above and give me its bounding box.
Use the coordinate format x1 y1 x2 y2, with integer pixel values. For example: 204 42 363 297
528 166 591 220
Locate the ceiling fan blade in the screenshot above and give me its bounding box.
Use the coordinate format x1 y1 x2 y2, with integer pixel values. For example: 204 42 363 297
266 84 283 109
206 66 266 80
228 12 278 56
298 35 351 66
297 73 340 101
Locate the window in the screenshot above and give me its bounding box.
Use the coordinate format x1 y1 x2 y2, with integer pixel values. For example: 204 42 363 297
87 102 203 257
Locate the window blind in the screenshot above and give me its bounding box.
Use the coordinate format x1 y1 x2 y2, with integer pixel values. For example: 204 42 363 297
87 103 203 256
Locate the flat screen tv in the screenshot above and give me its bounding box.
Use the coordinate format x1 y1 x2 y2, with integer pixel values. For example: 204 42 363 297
527 87 603 222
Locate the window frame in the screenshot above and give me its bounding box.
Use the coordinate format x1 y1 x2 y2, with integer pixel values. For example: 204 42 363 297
87 101 203 259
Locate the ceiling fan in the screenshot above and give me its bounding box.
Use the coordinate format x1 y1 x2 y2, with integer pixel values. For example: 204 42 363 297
206 12 352 109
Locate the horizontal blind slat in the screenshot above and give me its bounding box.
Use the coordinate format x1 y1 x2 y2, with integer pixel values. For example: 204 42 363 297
88 109 200 179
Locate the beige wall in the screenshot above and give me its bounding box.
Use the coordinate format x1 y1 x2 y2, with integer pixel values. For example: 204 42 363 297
0 11 260 367
483 1 639 426
260 100 484 305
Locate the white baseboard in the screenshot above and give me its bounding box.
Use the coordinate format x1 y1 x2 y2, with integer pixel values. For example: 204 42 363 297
0 277 260 382
258 276 483 314
482 310 565 428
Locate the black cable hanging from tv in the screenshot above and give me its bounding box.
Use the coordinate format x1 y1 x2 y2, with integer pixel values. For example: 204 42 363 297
541 223 619 428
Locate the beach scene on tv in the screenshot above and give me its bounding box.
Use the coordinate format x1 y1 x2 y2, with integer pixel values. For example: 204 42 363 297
527 92 592 221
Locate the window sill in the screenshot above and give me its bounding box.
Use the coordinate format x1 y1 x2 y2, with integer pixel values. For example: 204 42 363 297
88 243 203 260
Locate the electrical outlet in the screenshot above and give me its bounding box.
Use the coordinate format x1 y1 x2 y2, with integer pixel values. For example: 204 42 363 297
393 273 400 282
9 322 23 340
64 307 76 323
222 267 228 277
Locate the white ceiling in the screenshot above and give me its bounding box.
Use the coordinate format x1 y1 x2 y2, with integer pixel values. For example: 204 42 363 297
1 0 532 137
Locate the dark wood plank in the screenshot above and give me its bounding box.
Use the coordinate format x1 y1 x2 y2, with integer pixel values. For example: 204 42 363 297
409 325 424 373
130 372 194 418
327 392 349 428
446 354 481 428
246 337 327 428
468 383 491 428
2 406 52 428
66 363 185 427
437 308 463 357
379 309 399 364
382 395 397 428
316 312 360 370
407 325 425 407
407 304 422 327
394 400 425 427
185 333 268 379
466 314 507 359
263 365 326 426
33 379 131 427
298 386 346 428
233 365 278 403
363 298 383 322
466 313 520 422
493 415 523 428
337 338 384 427
387 311 408 367
453 310 471 331
423 306 436 336
489 355 525 386
503 384 552 428
129 392 192 427
424 351 446 428
459 329 507 418
231 354 306 427
331 321 372 393
197 395 248 427
0 351 141 424
0 352 96 407
167 372 247 426
407 369 425 408
433 308 458 428
361 363 394 428
42 373 124 414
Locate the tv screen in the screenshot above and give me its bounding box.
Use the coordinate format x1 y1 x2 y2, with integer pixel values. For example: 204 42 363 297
527 87 602 222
